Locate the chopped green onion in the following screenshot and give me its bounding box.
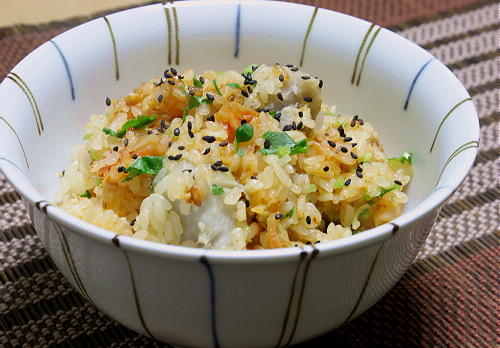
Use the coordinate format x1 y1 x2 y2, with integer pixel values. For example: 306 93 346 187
389 151 414 165
177 85 189 96
276 146 291 157
212 80 223 96
333 176 345 190
82 133 92 140
307 184 317 193
227 82 241 89
183 95 213 119
358 208 370 218
123 156 164 182
90 150 101 160
96 178 103 186
365 183 402 205
79 190 91 198
285 207 295 218
360 152 373 163
242 64 258 76
211 184 224 195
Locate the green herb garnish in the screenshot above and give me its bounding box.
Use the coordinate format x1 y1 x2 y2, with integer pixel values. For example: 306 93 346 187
235 123 254 144
389 151 413 164
269 111 277 117
103 115 157 138
96 178 103 186
285 207 295 218
259 131 308 157
358 208 370 218
193 77 203 88
177 85 189 96
237 149 244 157
365 183 402 205
211 184 225 195
307 184 317 193
82 133 92 140
325 111 345 125
79 190 91 198
90 150 101 160
227 82 241 89
123 156 164 182
183 95 213 119
213 80 223 96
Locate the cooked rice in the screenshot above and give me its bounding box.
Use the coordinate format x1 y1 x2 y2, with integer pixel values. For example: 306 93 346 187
57 64 412 250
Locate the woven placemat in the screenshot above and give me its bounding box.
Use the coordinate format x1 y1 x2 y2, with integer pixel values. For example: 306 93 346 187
0 1 498 347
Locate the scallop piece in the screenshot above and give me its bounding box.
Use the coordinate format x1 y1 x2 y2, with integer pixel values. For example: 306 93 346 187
264 67 322 117
179 193 236 248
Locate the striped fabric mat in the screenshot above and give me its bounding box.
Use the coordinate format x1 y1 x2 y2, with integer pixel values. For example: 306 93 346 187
0 0 498 346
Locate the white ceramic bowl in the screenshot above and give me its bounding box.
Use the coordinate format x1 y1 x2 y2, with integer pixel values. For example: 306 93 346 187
0 1 479 347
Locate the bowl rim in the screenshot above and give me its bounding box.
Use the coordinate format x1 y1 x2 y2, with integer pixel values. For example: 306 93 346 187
0 0 479 263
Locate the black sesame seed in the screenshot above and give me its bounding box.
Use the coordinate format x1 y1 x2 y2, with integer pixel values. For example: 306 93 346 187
273 112 281 121
357 166 363 172
292 121 297 130
358 119 365 125
170 67 177 75
261 108 270 113
275 213 283 219
219 141 228 147
246 72 252 80
344 137 353 142
241 119 247 125
168 141 173 147
174 128 180 136
351 143 358 147
117 166 127 173
187 121 192 131
157 128 165 134
177 75 184 80
207 115 215 122
264 139 271 149
247 86 253 94
344 179 351 186
174 154 182 160
356 171 364 178
217 166 229 172
153 80 162 87
291 66 299 72
297 121 303 131
189 90 195 96
286 64 294 68
351 152 358 159
164 70 173 78
158 95 163 102
147 130 154 135
123 138 129 147
301 75 310 80
306 216 311 224
183 169 192 173
244 199 250 207
202 135 216 143
323 166 329 172
279 74 284 82
130 219 136 226
210 164 218 171
327 140 336 148
319 80 323 88
241 90 249 97
178 145 185 150
394 180 403 185
113 146 119 151
214 161 223 167
160 119 168 129
199 76 205 84
298 111 304 118
341 147 348 153
204 94 213 101
105 97 111 106
303 97 313 102
131 154 138 159
251 176 257 179
202 148 211 155
283 124 293 131
188 130 194 138
167 80 175 86
252 65 258 71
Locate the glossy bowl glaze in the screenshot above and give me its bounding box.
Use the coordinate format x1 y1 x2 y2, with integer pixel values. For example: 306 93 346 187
0 1 479 347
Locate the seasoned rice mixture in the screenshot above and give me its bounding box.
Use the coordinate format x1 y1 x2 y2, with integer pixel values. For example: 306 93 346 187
57 64 412 250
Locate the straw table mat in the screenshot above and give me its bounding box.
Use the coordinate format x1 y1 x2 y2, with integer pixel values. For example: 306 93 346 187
0 0 498 347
